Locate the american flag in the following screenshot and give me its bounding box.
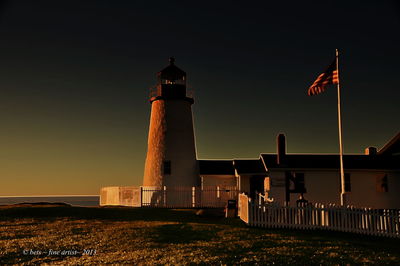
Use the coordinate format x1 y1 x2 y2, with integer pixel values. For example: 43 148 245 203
307 59 339 96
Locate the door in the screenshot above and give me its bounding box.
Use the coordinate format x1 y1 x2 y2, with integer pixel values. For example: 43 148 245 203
250 175 264 199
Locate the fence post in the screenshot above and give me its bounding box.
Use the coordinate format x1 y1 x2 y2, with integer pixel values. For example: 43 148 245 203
163 186 167 208
238 193 241 218
248 198 252 226
192 187 196 208
140 187 143 207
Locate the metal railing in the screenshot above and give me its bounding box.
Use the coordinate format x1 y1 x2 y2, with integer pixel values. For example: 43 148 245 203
141 186 238 208
148 87 194 99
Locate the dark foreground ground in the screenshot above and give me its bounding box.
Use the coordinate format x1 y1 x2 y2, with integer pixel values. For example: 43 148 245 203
0 204 399 265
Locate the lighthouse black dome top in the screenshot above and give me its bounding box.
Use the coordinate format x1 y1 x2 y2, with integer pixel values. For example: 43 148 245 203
151 57 193 104
157 57 186 85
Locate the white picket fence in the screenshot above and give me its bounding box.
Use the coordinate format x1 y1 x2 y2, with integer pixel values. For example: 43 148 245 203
238 193 400 238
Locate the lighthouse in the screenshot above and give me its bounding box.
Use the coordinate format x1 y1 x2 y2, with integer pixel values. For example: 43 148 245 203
143 58 199 187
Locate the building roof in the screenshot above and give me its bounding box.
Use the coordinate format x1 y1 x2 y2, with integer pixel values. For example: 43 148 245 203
260 154 400 170
157 57 186 81
233 159 267 174
198 132 400 174
378 132 400 156
198 159 267 175
198 160 235 175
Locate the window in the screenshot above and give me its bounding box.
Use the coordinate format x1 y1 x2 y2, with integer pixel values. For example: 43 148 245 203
376 174 389 192
288 172 306 193
162 79 185 85
163 161 171 175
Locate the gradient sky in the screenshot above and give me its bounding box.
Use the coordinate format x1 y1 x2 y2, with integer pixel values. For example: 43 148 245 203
0 1 399 196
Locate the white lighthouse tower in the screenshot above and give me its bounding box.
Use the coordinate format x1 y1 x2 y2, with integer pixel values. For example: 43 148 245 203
143 58 199 188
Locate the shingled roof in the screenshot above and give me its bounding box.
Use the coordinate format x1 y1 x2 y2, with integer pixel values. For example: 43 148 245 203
198 160 235 175
378 132 400 156
198 132 400 175
198 159 268 175
233 159 267 174
260 154 399 170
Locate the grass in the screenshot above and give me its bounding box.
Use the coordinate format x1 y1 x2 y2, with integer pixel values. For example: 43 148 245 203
0 203 399 265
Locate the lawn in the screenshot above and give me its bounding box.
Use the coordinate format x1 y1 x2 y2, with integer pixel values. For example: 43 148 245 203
0 204 399 265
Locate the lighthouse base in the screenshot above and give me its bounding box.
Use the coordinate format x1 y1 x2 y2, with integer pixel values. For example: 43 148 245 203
99 186 238 208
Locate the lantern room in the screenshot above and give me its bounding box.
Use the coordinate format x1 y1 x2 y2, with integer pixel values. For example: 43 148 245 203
150 57 193 103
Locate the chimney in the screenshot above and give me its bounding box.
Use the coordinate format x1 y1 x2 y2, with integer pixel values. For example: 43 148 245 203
277 133 286 165
365 146 377 156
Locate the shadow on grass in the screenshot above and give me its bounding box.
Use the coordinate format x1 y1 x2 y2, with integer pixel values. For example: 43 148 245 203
1 204 399 249
0 233 35 241
0 205 234 226
206 226 400 265
1 250 80 265
149 223 218 244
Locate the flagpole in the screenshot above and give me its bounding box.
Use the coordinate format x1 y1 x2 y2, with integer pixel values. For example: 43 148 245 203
336 48 346 206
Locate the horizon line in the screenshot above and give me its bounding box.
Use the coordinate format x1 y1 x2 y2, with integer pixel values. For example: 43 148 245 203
0 195 100 198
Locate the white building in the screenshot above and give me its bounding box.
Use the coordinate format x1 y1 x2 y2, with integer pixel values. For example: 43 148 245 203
200 133 400 209
101 59 400 209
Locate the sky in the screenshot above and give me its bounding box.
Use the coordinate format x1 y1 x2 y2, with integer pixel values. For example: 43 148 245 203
0 1 399 196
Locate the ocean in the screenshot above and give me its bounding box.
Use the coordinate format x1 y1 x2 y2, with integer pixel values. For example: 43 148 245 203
0 196 100 207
